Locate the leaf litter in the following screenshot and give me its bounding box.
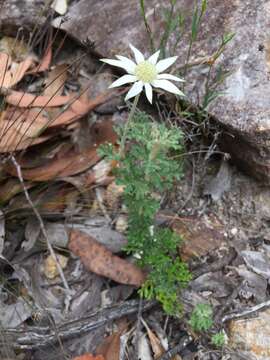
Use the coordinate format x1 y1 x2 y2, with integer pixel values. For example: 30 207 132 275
1 5 270 360
0 21 152 360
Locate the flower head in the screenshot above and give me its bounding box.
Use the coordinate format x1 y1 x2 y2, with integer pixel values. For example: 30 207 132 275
101 44 185 104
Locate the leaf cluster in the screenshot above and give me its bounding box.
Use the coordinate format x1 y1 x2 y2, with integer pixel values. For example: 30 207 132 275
99 111 191 314
189 303 213 332
211 331 226 348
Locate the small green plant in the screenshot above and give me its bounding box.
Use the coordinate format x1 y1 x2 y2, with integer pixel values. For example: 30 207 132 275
99 111 191 315
189 303 213 332
211 331 226 348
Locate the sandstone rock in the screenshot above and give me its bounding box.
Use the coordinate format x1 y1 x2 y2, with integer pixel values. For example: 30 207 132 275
0 0 46 37
229 309 270 360
172 213 227 260
59 0 270 182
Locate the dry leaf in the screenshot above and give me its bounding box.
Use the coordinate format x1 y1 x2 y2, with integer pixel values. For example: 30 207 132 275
141 318 164 359
5 146 99 180
44 64 68 97
0 178 33 204
73 354 104 360
43 254 68 279
96 333 121 360
0 53 34 88
138 333 153 360
5 90 72 107
4 119 117 180
68 229 146 286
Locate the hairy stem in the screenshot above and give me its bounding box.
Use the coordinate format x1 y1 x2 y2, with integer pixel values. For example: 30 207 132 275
120 93 140 156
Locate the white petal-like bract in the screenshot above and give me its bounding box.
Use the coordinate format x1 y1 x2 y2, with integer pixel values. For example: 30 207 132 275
115 55 136 74
129 44 145 64
155 56 178 73
147 50 160 65
109 74 137 88
157 73 185 82
144 83 153 104
125 81 143 101
152 79 185 96
101 58 134 73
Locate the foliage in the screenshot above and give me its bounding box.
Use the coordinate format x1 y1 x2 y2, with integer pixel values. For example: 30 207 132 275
211 331 226 348
99 111 191 315
140 0 234 113
189 303 213 332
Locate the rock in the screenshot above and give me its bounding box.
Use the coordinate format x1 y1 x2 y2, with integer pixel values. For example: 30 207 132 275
203 160 232 201
55 0 160 57
0 0 45 37
58 0 270 182
229 309 270 360
90 73 124 114
241 250 270 279
171 213 228 260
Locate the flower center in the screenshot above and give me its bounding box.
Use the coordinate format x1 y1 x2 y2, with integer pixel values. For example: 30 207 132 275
134 61 157 83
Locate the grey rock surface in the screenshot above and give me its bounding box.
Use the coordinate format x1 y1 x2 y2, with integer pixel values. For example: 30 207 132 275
60 0 270 182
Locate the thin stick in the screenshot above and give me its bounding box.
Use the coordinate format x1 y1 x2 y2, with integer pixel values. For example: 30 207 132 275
95 188 112 223
11 155 70 292
222 299 270 323
1 299 156 350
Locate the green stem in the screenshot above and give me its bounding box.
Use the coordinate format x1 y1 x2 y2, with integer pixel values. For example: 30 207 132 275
140 0 155 52
120 94 140 156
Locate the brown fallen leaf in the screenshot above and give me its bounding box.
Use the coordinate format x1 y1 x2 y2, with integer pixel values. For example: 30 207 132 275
73 354 104 360
0 178 33 204
4 119 117 180
96 333 121 360
6 145 97 180
68 229 146 287
141 318 164 359
5 90 72 107
0 53 34 88
0 109 52 152
44 64 68 95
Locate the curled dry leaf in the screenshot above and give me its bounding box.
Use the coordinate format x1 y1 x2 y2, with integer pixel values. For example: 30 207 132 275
43 253 68 279
68 229 146 287
141 318 165 359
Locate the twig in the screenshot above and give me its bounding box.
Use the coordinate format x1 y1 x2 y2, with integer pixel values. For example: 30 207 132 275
222 298 270 323
95 188 111 223
1 299 156 350
157 335 192 360
134 297 143 358
11 156 70 294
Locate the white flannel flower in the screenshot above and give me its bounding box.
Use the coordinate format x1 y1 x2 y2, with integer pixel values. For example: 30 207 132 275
101 44 185 104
